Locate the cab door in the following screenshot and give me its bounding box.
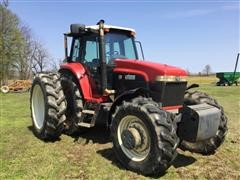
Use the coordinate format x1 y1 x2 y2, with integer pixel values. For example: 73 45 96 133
82 36 101 94
70 36 101 96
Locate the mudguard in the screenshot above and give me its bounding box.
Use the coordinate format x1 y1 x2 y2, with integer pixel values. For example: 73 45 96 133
108 88 149 125
60 63 106 103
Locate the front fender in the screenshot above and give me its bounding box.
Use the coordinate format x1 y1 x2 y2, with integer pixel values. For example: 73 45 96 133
108 88 150 126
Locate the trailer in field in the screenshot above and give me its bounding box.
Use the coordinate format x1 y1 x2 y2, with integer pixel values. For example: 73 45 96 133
216 53 239 86
216 72 240 86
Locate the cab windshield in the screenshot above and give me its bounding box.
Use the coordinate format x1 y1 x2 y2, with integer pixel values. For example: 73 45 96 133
70 31 138 63
105 32 138 62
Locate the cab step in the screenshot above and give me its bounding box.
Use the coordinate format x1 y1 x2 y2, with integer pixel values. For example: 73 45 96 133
82 109 95 115
78 103 111 128
78 122 94 128
78 109 96 128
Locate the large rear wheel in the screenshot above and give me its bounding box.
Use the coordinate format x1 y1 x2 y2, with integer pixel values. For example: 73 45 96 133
30 73 67 140
111 97 179 176
180 91 228 155
60 73 87 135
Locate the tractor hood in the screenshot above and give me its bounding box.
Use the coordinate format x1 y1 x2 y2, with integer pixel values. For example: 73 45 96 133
113 59 188 82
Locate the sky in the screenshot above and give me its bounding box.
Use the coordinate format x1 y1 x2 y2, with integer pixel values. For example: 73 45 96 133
8 0 240 73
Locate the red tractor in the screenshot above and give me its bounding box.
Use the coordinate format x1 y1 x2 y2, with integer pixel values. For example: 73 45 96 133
30 20 227 176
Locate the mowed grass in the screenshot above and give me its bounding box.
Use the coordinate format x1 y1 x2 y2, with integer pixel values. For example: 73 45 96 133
0 76 240 179
186 75 218 85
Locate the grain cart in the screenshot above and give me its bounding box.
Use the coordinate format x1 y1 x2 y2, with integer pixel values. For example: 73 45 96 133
216 53 240 86
30 20 227 176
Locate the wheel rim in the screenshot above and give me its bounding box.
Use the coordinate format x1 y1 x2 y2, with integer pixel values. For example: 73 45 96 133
117 115 151 162
31 84 45 130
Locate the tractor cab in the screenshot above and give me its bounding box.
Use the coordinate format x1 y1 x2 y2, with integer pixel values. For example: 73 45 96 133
63 21 141 96
65 24 138 62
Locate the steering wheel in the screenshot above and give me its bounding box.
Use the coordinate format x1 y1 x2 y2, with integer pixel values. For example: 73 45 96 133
106 51 119 57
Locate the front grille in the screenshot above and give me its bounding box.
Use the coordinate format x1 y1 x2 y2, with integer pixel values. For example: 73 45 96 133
149 81 187 107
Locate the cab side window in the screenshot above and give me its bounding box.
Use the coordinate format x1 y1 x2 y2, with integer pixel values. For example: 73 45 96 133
123 38 136 59
71 38 81 62
85 40 99 63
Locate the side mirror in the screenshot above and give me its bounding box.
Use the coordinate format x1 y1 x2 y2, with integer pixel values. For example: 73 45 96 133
63 57 71 63
70 24 86 34
135 41 145 60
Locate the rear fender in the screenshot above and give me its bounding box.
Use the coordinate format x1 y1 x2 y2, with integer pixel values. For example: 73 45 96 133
59 63 93 100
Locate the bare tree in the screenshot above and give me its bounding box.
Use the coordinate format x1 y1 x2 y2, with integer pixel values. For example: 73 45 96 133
1 0 9 7
203 64 211 76
32 41 49 74
48 58 63 72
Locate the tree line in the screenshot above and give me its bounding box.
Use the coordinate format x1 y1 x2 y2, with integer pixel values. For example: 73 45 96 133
0 0 57 86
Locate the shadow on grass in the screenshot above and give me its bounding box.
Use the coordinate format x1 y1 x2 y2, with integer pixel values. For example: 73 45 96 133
28 124 110 144
95 148 166 178
28 124 196 177
97 148 196 178
172 152 196 168
70 125 111 144
96 148 124 170
27 126 61 142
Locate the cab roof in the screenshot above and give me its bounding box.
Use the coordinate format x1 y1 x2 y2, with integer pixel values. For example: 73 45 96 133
65 24 136 37
86 24 136 33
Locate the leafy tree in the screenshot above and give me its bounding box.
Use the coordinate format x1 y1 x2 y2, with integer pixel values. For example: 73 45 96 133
0 1 23 84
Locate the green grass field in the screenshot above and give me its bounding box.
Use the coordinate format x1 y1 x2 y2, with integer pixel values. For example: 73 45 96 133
1 77 240 179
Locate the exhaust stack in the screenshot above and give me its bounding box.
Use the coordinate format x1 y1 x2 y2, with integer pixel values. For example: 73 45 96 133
97 20 109 95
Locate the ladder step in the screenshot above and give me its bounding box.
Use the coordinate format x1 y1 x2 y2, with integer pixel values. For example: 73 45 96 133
78 122 93 128
82 110 95 115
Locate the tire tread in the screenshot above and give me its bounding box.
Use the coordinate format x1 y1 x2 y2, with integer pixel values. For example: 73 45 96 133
111 96 179 176
30 72 67 140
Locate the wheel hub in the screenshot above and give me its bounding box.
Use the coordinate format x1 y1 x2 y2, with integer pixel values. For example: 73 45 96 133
117 115 151 161
121 127 142 150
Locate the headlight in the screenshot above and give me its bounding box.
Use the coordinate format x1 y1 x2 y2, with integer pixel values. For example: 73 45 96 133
155 75 186 82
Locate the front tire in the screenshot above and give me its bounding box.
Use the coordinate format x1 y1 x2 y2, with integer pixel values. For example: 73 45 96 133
30 73 67 140
180 91 228 155
111 97 179 176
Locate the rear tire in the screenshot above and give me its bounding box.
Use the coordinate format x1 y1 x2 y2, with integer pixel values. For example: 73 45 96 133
180 91 228 155
111 97 179 176
60 73 87 135
30 73 67 140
